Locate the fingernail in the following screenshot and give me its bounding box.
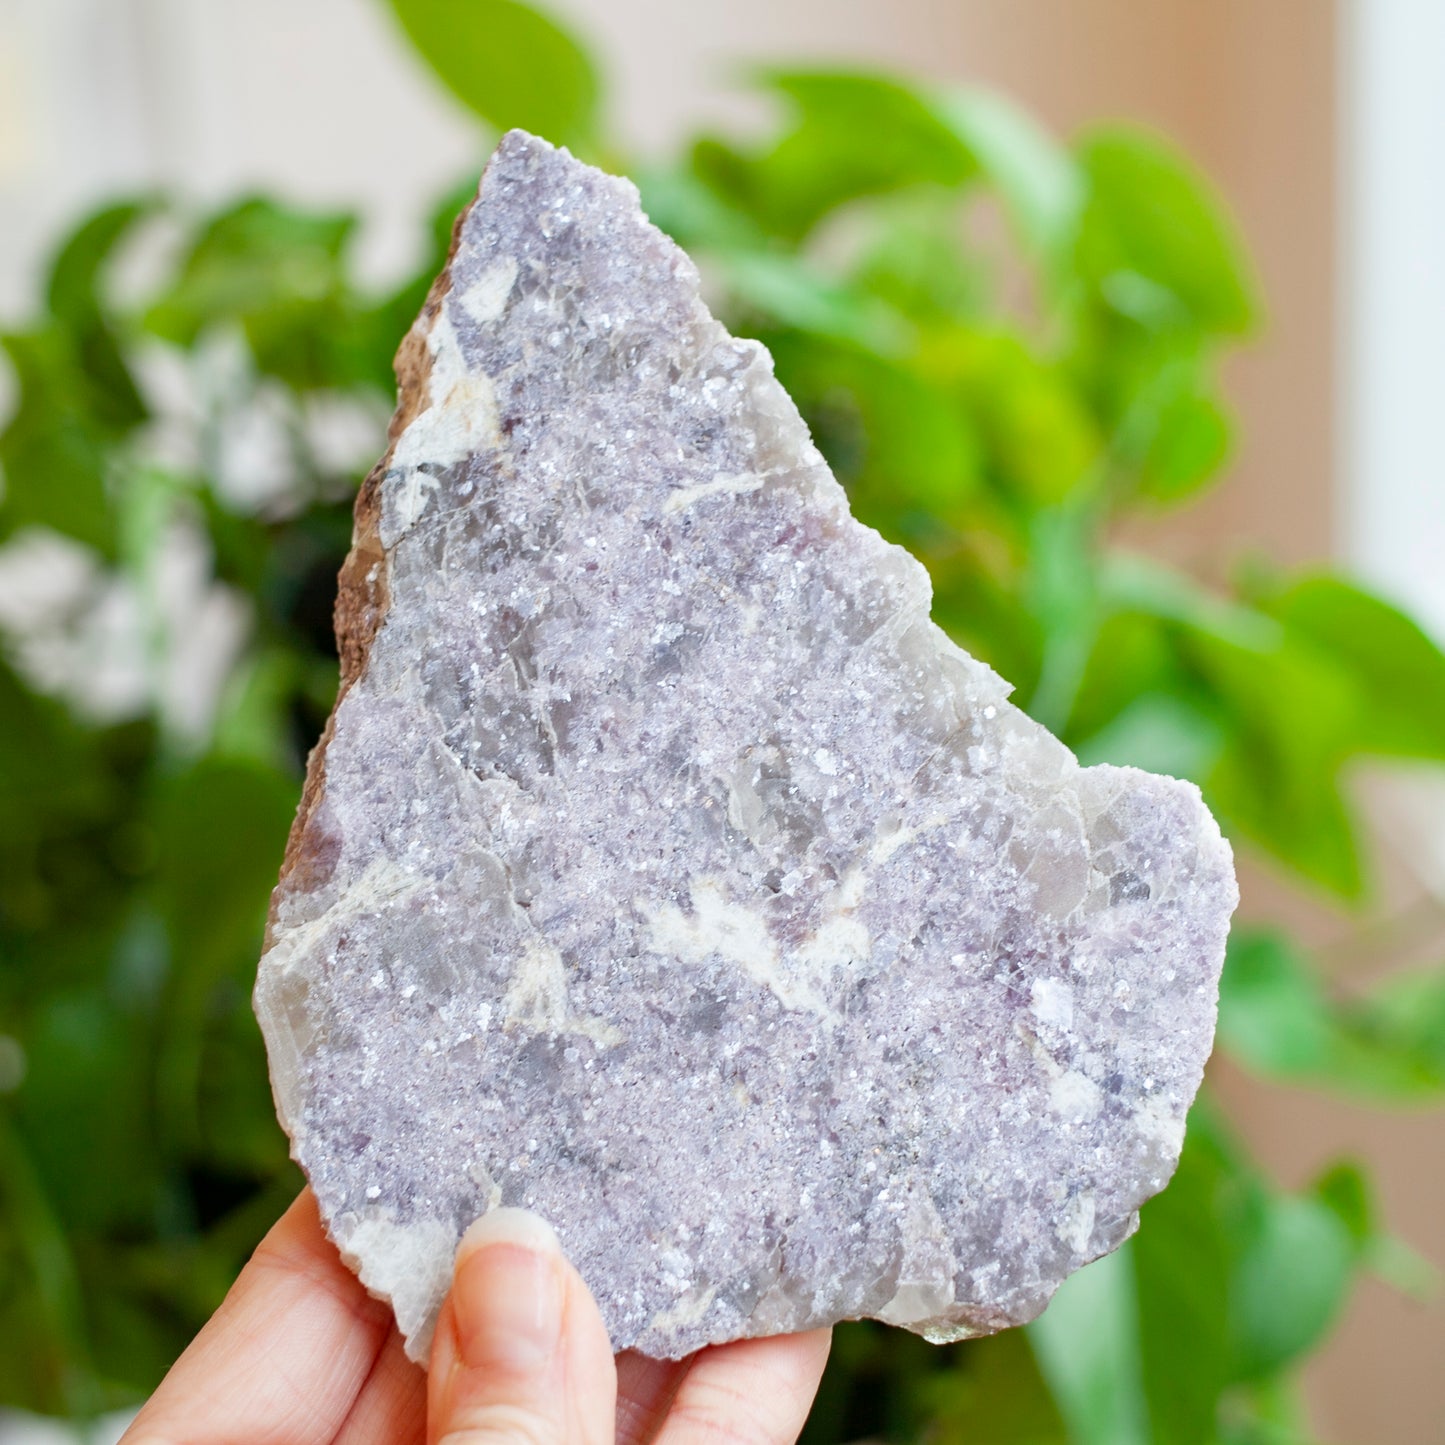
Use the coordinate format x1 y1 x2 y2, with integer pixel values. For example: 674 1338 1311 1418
452 1208 565 1371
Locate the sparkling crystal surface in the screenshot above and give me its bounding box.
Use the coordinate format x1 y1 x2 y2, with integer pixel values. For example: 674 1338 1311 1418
255 130 1238 1364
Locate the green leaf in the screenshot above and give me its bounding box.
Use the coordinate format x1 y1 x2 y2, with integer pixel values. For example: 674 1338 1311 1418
1030 1245 1149 1445
1067 313 1237 513
929 550 1044 701
1316 1148 1438 1302
1073 692 1225 783
0 330 116 553
934 88 1082 262
1217 1383 1315 1445
1023 499 1101 731
716 252 912 354
798 1323 1062 1445
1307 1157 1436 1320
146 200 353 337
384 0 600 148
1266 574 1445 760
0 656 150 968
635 164 769 254
44 200 154 434
1103 557 1366 895
925 327 1103 507
152 757 298 1156
46 200 151 325
1067 609 1182 744
1217 932 1348 1081
1037 1108 1371 1443
1364 969 1445 1087
1138 383 1232 504
1361 1230 1439 1300
922 1331 1068 1445
144 198 374 391
1311 1160 1374 1250
154 757 296 970
1229 1193 1354 1380
0 199 153 546
0 660 113 831
764 334 980 539
696 70 975 240
1217 930 1445 1100
1134 1123 1234 1444
0 1112 97 1414
11 987 159 1235
1208 725 1359 898
844 190 983 325
211 647 306 773
1077 126 1258 335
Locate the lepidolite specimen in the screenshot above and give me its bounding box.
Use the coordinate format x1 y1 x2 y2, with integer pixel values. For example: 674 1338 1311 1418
256 130 1237 1363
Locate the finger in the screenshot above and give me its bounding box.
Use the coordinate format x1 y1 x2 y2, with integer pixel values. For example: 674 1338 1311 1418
121 1189 397 1445
615 1352 692 1445
428 1209 617 1445
335 1325 427 1445
652 1330 832 1445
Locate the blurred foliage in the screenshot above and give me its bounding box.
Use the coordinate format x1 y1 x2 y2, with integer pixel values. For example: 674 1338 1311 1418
2 0 1444 1438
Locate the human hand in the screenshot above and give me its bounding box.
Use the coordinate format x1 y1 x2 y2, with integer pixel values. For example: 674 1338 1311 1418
120 1189 832 1445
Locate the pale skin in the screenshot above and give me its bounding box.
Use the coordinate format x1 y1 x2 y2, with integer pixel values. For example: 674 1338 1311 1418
120 1191 833 1445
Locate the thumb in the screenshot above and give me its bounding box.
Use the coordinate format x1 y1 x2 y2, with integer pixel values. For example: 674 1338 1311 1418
428 1208 617 1445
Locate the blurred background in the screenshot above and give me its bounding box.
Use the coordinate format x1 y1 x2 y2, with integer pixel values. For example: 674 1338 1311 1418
1 2 1444 1442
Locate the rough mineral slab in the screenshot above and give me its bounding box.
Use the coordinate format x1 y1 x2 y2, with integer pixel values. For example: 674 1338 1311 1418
255 130 1238 1365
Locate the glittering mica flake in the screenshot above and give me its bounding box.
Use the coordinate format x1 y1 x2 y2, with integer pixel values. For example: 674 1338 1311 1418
255 130 1238 1364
